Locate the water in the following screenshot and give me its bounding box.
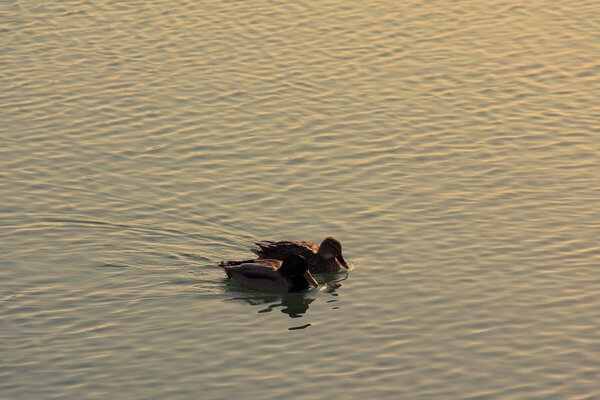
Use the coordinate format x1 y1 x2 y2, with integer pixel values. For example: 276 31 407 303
2 1 599 398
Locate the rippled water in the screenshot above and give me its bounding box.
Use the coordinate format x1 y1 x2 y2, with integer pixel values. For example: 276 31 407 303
2 1 599 398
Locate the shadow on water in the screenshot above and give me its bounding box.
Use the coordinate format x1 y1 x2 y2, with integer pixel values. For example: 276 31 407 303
227 292 315 318
224 273 349 330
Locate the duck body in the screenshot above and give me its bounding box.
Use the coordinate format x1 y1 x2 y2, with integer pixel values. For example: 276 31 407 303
252 237 348 273
220 255 318 293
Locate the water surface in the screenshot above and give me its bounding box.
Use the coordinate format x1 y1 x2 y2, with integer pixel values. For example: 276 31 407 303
2 1 599 399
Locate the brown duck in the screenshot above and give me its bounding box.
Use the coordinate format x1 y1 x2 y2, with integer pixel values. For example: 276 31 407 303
221 237 349 273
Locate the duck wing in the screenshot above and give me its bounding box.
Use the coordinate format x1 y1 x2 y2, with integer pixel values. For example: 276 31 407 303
221 261 289 293
221 260 279 276
219 258 280 268
252 240 318 261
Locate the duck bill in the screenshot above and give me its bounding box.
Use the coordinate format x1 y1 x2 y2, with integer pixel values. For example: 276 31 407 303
337 255 349 269
303 270 319 287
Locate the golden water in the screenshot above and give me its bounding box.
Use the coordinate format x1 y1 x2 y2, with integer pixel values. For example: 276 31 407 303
2 1 599 398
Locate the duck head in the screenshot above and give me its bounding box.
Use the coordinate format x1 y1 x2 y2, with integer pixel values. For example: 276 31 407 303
279 254 319 289
317 237 348 268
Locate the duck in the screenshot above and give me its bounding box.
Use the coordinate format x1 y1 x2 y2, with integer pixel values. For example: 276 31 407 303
223 237 349 273
220 254 319 293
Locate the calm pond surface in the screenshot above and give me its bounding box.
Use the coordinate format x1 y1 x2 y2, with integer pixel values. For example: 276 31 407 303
2 1 599 398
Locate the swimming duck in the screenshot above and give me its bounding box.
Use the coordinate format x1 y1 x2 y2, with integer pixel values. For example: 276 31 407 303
223 237 348 273
220 254 319 293
253 237 349 273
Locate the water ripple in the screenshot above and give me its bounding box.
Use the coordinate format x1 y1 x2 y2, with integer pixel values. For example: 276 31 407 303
2 0 599 399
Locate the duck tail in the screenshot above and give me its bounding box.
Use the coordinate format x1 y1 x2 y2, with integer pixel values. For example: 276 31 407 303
218 259 257 267
252 241 275 257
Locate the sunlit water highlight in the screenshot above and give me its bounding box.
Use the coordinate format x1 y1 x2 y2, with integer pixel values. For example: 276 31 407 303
1 0 599 398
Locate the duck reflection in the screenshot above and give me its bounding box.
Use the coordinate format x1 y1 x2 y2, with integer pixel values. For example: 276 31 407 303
280 294 315 318
229 293 315 318
225 272 347 319
321 273 346 296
